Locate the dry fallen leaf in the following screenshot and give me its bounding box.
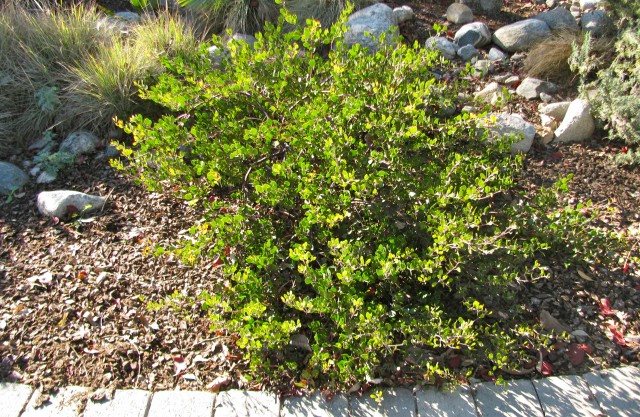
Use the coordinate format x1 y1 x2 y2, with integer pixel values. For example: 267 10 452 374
577 269 593 281
540 310 569 334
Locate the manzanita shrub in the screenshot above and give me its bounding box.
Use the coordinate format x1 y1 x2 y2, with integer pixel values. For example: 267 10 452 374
115 8 617 388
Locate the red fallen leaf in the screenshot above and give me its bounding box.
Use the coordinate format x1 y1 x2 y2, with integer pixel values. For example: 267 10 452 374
621 146 629 154
538 360 554 376
599 298 616 316
622 263 629 273
211 255 223 268
550 151 563 160
52 216 60 224
173 356 188 375
608 324 627 347
77 271 88 281
447 354 462 369
567 344 592 366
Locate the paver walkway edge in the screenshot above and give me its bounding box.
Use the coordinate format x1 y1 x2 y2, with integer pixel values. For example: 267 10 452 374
1 366 638 417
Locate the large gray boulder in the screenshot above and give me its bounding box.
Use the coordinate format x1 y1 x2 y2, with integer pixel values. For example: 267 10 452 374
59 131 100 157
482 113 536 154
554 99 595 142
0 161 29 195
516 77 559 99
446 3 474 24
580 9 613 37
457 0 503 15
534 7 580 31
454 22 492 48
344 3 398 52
425 37 458 60
492 19 551 52
36 190 106 218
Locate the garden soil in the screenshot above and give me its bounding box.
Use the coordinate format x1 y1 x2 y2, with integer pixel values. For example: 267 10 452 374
1 0 639 397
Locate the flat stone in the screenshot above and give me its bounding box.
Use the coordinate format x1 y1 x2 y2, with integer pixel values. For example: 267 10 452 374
533 375 603 417
475 379 544 417
282 393 348 417
447 3 474 24
59 130 100 157
350 388 415 417
488 47 507 61
215 390 279 417
425 37 458 60
580 9 613 37
534 7 580 31
416 385 476 417
84 389 151 417
454 22 492 48
148 391 214 417
0 383 33 417
0 161 29 195
22 386 89 417
539 101 571 120
36 190 106 218
584 367 640 417
458 44 479 61
393 6 414 24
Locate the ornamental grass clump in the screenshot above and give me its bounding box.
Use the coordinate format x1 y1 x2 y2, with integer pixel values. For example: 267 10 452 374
116 7 619 388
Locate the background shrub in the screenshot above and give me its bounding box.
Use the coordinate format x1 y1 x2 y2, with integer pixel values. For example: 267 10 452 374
0 0 205 158
572 24 640 147
117 10 618 387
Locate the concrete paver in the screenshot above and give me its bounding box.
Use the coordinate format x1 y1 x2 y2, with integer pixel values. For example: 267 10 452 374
584 366 640 417
475 379 543 417
21 386 89 417
350 388 415 417
416 385 476 417
281 392 349 417
533 375 603 417
0 382 33 417
214 389 279 417
147 390 215 417
84 389 152 417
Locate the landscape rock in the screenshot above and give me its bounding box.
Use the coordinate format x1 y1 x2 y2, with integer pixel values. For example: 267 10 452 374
36 171 57 184
425 37 458 60
0 161 29 195
488 47 507 61
454 22 492 48
446 3 474 24
114 11 141 22
539 92 553 103
37 190 106 219
345 3 398 52
457 44 479 61
579 0 600 9
546 0 558 8
482 113 536 154
59 131 100 157
540 114 558 129
457 0 503 15
475 82 508 104
474 59 494 76
534 7 580 31
515 77 558 99
393 6 414 24
570 5 582 17
580 9 613 37
504 75 520 87
492 19 551 52
554 98 595 142
230 33 258 50
539 101 571 120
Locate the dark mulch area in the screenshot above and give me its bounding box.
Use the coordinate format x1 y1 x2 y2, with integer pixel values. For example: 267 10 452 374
1 0 639 398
